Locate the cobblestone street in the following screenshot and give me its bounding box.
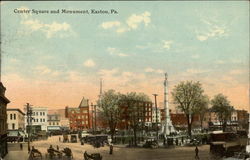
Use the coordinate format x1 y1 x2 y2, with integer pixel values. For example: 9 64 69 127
5 136 215 160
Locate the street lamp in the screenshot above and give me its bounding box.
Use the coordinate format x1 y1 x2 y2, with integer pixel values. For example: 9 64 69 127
152 94 158 141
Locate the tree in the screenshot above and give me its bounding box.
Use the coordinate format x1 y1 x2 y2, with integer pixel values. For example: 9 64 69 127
98 90 122 142
195 95 209 129
211 94 234 132
121 92 151 146
171 81 205 137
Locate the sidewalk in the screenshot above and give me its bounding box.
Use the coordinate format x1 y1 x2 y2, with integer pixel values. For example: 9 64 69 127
4 150 29 160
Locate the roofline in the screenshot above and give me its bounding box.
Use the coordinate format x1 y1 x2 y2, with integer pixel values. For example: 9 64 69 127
7 108 25 115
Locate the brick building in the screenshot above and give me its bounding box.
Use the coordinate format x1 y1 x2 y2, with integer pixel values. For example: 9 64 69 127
117 101 153 130
170 113 200 128
65 97 90 131
236 110 249 129
0 82 10 158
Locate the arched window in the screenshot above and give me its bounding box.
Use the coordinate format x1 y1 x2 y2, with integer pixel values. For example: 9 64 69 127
10 114 12 120
14 114 16 120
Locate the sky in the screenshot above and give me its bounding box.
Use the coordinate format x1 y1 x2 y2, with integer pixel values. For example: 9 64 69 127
0 1 249 112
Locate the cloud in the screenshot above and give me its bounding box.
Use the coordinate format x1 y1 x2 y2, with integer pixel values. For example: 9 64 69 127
101 11 151 33
9 58 19 63
34 65 62 77
126 11 151 29
186 69 210 74
19 7 74 38
145 67 164 74
107 47 129 57
83 59 96 67
162 40 173 50
229 69 246 75
196 19 227 41
98 68 146 88
98 68 119 77
215 60 226 64
101 21 121 29
191 54 200 59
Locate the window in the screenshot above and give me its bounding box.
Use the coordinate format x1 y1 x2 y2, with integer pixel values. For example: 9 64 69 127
10 114 12 120
40 119 42 122
57 122 59 125
36 112 38 116
82 110 88 113
43 119 45 122
43 112 45 116
40 112 42 116
12 123 15 129
53 122 55 125
14 114 16 120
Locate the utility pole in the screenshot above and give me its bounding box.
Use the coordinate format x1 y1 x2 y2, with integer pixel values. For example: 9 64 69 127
91 103 94 134
26 103 32 152
153 94 158 141
94 105 97 133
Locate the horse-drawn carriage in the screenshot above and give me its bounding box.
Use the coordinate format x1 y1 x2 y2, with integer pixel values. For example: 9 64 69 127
28 147 42 160
83 135 108 148
45 145 73 160
83 151 102 160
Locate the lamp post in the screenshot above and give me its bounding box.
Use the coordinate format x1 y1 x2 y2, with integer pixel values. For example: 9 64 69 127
152 94 158 141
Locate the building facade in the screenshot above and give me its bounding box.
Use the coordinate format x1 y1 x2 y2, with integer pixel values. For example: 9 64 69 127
24 107 48 132
7 109 25 131
47 114 61 131
152 107 161 123
0 82 10 158
65 97 90 131
48 109 69 130
118 101 153 130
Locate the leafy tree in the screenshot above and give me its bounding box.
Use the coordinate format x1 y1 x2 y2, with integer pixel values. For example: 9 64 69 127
211 94 234 132
121 92 151 146
98 89 122 141
171 81 205 137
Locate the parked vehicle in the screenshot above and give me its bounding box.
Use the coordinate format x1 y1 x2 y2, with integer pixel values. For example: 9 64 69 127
143 137 158 149
70 134 77 143
63 134 69 143
209 132 244 157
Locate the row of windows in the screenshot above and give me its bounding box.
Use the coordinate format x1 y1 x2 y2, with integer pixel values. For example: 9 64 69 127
33 112 46 116
70 110 88 114
70 115 88 119
49 122 59 125
9 114 16 120
27 118 45 123
70 121 88 124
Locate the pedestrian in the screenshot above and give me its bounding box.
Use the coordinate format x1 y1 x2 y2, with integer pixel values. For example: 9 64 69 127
195 146 199 160
20 143 23 150
109 144 113 155
175 138 178 146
